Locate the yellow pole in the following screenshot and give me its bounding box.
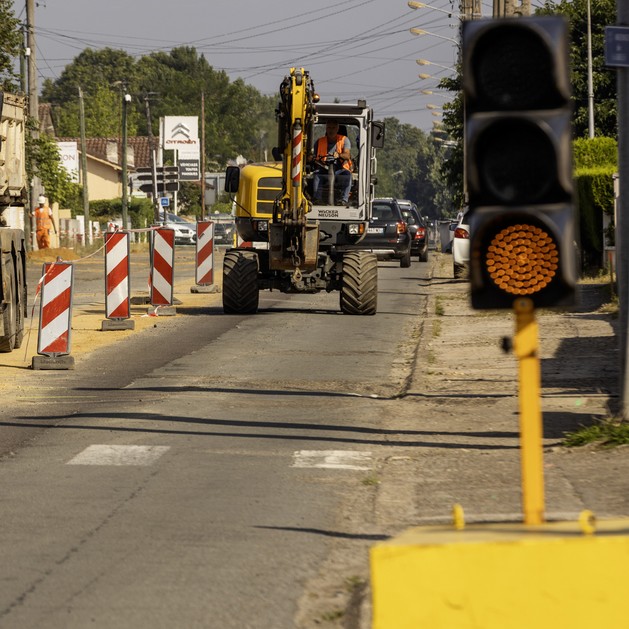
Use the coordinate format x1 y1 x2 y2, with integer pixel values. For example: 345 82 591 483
513 297 545 525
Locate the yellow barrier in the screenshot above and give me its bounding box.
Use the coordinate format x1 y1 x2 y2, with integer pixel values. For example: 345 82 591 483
370 517 629 628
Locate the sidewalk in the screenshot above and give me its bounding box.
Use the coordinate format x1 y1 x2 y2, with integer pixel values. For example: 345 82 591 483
357 252 629 628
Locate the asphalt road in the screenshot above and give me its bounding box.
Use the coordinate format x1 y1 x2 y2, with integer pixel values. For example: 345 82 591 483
0 248 430 628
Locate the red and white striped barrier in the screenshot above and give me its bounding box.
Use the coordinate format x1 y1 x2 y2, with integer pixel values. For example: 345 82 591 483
151 227 175 306
105 231 131 319
37 261 74 356
195 221 214 286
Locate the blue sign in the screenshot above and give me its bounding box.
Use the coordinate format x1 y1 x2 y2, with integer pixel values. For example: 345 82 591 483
160 197 170 207
605 26 629 67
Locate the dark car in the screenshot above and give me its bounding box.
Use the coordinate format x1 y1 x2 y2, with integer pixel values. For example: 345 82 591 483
397 200 428 262
213 222 235 245
349 198 412 267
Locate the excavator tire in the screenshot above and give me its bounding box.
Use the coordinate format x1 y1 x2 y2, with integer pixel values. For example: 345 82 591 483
340 251 378 316
222 249 260 314
0 256 17 352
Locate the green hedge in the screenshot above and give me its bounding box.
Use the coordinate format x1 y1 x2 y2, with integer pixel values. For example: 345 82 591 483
88 197 155 229
575 165 616 270
572 138 617 271
573 137 617 169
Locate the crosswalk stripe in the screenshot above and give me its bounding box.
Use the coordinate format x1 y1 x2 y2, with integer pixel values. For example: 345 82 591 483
67 445 170 466
292 450 372 470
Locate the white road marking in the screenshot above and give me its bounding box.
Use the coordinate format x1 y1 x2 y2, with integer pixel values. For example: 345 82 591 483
67 445 170 466
292 450 372 470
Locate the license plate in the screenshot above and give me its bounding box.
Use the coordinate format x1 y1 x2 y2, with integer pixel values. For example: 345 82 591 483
367 227 384 234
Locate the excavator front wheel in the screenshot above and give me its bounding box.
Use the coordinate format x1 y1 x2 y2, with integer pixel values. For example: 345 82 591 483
340 251 378 315
222 249 260 314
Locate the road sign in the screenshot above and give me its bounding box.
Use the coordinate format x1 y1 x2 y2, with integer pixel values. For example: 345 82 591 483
160 197 170 207
605 26 629 67
135 166 180 194
179 159 200 181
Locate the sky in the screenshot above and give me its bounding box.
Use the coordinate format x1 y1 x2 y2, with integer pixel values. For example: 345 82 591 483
13 0 525 132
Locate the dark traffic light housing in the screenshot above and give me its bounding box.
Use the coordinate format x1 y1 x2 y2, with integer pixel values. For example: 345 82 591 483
463 16 576 309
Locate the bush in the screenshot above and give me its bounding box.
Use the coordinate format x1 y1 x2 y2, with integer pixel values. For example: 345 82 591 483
572 138 617 272
89 197 154 229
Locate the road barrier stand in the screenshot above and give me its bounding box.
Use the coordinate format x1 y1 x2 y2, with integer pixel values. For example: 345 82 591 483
32 260 75 370
191 220 220 294
102 230 135 331
149 226 176 316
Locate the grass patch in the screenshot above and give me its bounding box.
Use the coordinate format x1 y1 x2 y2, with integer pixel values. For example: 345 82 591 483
563 418 629 448
319 609 344 622
345 575 367 592
361 474 380 486
435 296 445 316
432 319 442 337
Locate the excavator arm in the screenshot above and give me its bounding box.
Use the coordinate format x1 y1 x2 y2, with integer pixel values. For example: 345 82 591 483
270 68 320 273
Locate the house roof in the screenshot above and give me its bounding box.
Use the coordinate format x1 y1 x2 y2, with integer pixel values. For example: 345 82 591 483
57 136 155 171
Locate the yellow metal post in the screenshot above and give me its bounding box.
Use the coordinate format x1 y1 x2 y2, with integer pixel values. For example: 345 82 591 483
513 297 544 525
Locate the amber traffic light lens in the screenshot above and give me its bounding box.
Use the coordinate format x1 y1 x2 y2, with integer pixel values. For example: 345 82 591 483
484 223 558 295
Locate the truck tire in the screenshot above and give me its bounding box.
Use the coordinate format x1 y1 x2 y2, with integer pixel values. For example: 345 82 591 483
340 251 378 315
13 251 25 349
0 256 17 352
222 249 259 314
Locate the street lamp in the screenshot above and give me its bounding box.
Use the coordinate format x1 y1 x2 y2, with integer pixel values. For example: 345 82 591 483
418 73 434 80
408 1 461 18
427 104 442 110
420 89 449 98
410 27 460 47
416 59 456 72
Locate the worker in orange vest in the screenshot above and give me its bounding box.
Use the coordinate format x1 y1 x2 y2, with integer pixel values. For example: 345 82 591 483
311 119 353 206
32 195 56 249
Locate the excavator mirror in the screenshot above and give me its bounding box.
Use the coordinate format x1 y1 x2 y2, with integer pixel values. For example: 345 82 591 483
372 121 385 148
224 166 240 193
271 146 282 162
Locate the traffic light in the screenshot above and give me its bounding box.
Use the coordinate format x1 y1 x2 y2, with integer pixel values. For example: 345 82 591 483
462 16 576 309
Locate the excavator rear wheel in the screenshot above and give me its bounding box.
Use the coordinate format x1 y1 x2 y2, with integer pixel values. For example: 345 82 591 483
222 249 260 314
340 251 378 315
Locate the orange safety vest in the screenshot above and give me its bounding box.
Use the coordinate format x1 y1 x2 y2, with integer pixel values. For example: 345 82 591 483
33 206 53 231
315 135 352 171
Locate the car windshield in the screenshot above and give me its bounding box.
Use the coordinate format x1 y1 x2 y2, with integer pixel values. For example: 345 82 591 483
165 213 190 223
372 205 396 221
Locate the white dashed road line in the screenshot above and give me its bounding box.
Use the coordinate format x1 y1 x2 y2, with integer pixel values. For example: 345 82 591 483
292 450 372 470
67 445 171 466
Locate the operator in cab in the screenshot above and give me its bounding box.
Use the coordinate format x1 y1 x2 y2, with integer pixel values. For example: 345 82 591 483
311 119 352 206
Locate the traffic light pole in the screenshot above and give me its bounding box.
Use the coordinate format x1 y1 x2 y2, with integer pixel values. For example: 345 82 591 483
513 297 545 525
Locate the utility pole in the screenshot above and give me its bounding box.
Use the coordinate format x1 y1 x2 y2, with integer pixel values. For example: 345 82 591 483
19 25 26 94
78 86 90 244
121 92 131 230
201 91 206 220
586 0 595 138
144 94 160 224
617 0 629 418
26 0 39 249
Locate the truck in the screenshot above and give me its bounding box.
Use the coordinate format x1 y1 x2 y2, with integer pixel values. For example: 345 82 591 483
0 92 28 352
223 67 385 316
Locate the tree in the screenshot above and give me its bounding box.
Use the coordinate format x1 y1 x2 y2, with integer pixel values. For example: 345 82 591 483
537 0 617 138
0 0 21 91
27 132 81 210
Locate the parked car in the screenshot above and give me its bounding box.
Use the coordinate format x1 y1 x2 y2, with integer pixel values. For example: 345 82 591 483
213 222 235 245
397 200 428 262
452 213 470 278
348 198 412 267
158 212 196 245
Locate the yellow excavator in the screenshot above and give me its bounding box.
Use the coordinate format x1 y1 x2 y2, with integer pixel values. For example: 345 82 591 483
223 67 385 315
